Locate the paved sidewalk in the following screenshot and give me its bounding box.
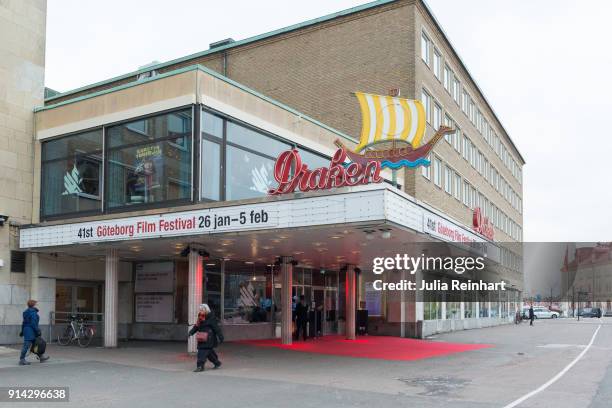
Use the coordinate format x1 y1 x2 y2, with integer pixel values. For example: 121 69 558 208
1 319 611 407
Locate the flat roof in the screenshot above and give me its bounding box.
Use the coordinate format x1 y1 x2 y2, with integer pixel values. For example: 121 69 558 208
35 64 358 145
43 0 524 163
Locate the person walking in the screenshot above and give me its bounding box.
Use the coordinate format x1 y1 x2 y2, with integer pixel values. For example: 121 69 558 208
529 304 535 326
19 300 49 365
188 304 223 372
294 295 309 341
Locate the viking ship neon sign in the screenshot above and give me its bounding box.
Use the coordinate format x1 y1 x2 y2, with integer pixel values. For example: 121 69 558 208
335 92 454 169
268 92 455 195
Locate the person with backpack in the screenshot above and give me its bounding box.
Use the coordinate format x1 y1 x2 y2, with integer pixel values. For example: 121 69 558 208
188 304 223 372
19 299 49 365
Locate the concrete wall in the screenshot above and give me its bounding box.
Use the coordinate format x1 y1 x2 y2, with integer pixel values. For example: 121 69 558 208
422 315 515 338
0 0 46 343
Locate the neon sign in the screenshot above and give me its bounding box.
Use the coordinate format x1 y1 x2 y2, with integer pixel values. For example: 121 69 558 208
472 207 495 240
268 148 382 195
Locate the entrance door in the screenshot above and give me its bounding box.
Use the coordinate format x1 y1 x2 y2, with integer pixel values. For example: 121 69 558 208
312 288 324 337
55 282 102 318
324 287 338 335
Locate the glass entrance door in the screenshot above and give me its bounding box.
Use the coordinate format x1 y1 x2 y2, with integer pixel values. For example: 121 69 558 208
56 282 101 316
324 287 338 334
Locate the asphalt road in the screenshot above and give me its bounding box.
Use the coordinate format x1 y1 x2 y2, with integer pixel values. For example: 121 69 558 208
1 318 611 408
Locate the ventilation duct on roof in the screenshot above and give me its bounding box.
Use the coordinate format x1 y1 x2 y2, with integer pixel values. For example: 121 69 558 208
137 61 160 81
209 38 235 49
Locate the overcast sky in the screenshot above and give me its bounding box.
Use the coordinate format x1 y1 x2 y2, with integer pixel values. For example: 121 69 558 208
45 0 612 242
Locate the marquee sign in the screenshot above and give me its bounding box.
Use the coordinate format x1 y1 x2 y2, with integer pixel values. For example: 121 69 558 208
20 205 277 248
268 147 383 195
472 207 495 240
424 213 482 244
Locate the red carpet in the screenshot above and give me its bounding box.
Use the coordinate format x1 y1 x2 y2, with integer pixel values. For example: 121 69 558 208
238 335 491 361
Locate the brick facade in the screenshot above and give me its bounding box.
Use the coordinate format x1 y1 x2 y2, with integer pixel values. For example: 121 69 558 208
44 0 523 242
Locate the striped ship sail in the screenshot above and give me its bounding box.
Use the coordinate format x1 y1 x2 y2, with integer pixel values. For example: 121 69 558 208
354 92 426 152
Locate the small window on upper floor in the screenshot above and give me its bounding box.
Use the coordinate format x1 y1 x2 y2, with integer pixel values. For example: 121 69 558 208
453 76 460 104
421 32 431 65
433 50 441 80
421 90 432 123
433 156 442 187
421 154 431 180
433 103 442 130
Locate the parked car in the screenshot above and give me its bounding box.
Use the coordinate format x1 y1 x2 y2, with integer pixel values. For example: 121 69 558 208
578 307 602 318
522 306 559 319
604 309 612 317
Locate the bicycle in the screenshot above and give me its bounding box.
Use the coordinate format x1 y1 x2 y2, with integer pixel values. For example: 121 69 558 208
57 315 95 347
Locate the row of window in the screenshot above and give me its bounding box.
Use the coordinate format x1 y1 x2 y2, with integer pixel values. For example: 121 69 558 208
423 286 522 320
40 107 329 219
423 154 522 241
421 89 522 215
421 30 522 185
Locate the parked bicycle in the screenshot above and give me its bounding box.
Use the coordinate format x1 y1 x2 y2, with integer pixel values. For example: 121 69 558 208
57 315 95 347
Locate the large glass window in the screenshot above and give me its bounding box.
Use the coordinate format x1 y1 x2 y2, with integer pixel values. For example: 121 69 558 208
41 129 103 218
106 109 193 209
226 122 291 201
201 109 317 202
223 261 272 324
226 145 276 200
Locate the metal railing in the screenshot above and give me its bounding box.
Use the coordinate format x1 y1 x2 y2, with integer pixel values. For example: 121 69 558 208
49 311 104 343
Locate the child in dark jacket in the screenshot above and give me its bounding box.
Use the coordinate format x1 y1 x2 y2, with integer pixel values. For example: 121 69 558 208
188 304 223 372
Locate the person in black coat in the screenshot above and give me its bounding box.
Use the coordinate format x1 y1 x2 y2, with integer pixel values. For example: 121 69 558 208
294 295 309 341
529 304 535 326
19 300 49 365
188 304 223 372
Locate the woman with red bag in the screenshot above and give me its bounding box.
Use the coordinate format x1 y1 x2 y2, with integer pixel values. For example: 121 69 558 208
188 304 223 372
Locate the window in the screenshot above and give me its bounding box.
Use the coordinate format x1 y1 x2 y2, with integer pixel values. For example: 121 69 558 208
453 76 460 103
202 111 223 139
421 32 430 65
443 65 451 92
462 181 470 206
462 135 470 161
223 260 272 324
470 186 476 209
453 172 461 200
11 251 26 273
433 103 442 130
444 114 453 144
462 91 469 114
422 154 431 180
106 109 193 209
433 49 441 80
421 90 432 123
433 156 442 187
202 109 327 202
201 138 221 201
453 126 461 152
201 111 223 201
444 166 452 194
469 100 476 123
41 129 103 218
225 121 292 201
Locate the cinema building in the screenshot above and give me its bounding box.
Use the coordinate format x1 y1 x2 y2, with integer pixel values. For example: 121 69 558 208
8 0 525 349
